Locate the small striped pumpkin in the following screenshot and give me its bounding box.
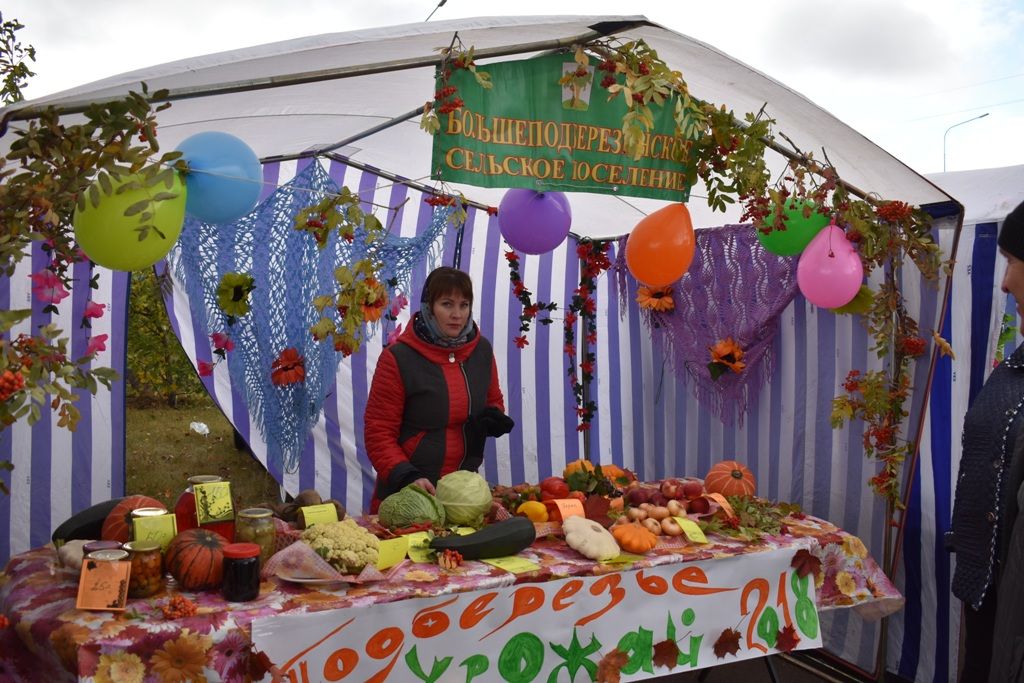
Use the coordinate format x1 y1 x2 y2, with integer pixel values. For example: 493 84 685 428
166 528 229 591
704 461 757 497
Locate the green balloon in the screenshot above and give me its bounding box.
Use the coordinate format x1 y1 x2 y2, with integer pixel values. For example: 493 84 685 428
756 199 830 256
73 172 187 271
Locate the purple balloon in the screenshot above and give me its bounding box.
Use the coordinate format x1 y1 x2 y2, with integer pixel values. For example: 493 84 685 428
796 225 864 308
498 189 572 254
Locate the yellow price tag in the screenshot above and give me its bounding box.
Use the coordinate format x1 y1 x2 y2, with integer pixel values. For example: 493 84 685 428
455 527 477 535
192 481 234 524
600 553 646 565
376 537 409 570
132 514 178 551
404 531 434 564
300 503 339 528
481 556 540 574
673 516 708 544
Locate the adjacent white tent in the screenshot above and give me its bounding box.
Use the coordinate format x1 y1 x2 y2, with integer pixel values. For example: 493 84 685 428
2 15 975 682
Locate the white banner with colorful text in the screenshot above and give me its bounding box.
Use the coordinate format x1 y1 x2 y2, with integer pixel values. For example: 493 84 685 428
252 546 821 682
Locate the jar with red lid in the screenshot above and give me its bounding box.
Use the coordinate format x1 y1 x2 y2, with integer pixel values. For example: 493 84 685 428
173 474 235 542
221 542 261 602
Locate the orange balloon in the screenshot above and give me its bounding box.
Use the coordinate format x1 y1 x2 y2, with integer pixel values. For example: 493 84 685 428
625 203 695 286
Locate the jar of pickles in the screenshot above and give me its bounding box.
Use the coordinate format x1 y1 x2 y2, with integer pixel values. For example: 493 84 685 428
235 507 275 565
173 474 235 541
122 540 163 598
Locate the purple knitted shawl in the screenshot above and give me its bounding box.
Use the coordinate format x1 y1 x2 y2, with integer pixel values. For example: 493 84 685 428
615 224 798 425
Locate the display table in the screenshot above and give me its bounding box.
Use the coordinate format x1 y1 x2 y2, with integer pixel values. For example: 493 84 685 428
0 513 901 682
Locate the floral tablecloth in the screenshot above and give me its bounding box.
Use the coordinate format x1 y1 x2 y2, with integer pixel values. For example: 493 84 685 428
0 513 901 682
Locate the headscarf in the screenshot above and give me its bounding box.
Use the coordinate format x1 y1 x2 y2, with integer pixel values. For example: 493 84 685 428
413 306 477 348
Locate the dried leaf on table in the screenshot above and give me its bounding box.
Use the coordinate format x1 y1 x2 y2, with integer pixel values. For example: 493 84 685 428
776 624 801 653
247 647 275 680
596 648 629 683
790 548 822 580
652 639 680 670
584 494 613 528
713 628 742 658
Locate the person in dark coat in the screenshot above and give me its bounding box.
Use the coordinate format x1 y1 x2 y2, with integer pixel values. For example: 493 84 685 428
950 199 1024 681
363 266 514 513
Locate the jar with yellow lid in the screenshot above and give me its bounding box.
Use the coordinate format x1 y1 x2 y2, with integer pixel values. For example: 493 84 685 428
122 540 163 598
235 507 275 565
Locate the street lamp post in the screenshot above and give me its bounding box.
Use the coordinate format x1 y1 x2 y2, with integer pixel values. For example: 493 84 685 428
943 113 989 172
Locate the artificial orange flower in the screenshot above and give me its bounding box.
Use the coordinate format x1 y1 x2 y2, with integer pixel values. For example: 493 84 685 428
361 300 387 323
636 285 675 312
708 337 746 379
271 347 306 386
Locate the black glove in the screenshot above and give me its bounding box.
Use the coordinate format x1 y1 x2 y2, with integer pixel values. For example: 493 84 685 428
475 406 515 438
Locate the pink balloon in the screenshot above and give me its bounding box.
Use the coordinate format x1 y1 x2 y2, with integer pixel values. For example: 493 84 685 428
796 225 864 308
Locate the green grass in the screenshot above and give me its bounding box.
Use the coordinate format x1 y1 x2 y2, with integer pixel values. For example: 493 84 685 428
126 404 281 511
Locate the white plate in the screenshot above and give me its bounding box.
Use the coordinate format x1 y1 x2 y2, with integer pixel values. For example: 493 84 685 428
275 572 348 586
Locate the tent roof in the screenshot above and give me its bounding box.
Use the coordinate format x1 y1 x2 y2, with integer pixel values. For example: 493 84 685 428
1 15 957 239
926 164 1024 225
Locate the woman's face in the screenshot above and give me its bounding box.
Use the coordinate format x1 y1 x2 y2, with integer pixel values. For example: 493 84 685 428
1001 250 1024 330
431 290 471 338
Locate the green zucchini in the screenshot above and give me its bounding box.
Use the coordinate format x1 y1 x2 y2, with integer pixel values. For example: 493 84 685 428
429 517 537 560
51 497 126 546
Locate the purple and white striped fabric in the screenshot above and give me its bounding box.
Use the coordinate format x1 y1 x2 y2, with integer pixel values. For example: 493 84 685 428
0 246 128 563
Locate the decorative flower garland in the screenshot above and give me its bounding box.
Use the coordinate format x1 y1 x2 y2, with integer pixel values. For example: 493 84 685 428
504 250 558 349
507 241 611 431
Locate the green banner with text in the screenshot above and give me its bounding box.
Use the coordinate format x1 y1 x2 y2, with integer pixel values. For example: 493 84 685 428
431 53 691 202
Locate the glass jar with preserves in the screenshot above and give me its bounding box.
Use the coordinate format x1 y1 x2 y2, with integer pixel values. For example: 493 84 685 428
130 507 170 543
122 540 163 598
235 507 275 565
221 543 261 602
173 474 235 541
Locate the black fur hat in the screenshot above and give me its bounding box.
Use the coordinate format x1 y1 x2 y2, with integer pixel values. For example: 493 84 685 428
998 200 1024 260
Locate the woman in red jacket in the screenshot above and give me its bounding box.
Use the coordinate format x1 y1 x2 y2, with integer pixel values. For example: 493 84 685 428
364 267 514 512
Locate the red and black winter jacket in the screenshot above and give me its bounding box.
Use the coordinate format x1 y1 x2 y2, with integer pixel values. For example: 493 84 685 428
364 317 504 512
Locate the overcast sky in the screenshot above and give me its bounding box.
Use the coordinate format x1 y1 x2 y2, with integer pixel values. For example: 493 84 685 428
3 0 1022 175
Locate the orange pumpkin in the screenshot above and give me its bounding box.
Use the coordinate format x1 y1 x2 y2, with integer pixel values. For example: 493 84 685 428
611 522 658 554
100 495 166 542
704 461 757 497
166 528 229 591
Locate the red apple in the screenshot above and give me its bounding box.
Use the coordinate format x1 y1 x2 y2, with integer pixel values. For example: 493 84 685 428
649 492 669 507
660 478 685 500
688 496 711 514
682 481 704 500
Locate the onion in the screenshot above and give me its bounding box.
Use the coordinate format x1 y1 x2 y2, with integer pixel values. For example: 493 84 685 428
642 518 663 535
666 499 686 517
661 517 684 536
648 506 671 521
627 507 648 522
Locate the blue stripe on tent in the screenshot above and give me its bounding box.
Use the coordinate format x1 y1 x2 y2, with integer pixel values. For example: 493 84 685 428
813 311 837 499
653 330 667 480
768 332 783 502
930 285 955 683
29 245 52 548
606 245 625 471
535 248 555 480
899 431 924 679
791 298 808 502
353 168 379 511
626 272 645 476
479 215 501 484
968 223 998 405
562 245 581 461
504 250 526 485
0 269 9 561
112 270 128 499
71 259 92 514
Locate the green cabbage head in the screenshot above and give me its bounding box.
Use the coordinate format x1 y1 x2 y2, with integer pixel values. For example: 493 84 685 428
435 471 492 528
378 484 445 529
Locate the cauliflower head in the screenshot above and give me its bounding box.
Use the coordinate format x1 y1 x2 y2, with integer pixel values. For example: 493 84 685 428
301 518 380 573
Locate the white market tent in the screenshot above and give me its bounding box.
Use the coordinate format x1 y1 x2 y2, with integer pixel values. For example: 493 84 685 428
0 15 968 682
1 15 956 236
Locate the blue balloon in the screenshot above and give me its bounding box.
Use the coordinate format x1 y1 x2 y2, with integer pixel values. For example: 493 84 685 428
176 131 262 224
